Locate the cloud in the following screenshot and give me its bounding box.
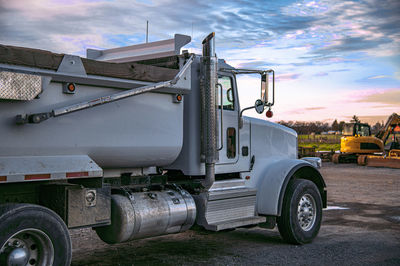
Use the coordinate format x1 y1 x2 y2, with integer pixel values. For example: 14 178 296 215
276 73 301 82
283 0 400 59
233 60 278 69
367 75 390 80
314 72 328 77
304 107 326 111
361 88 400 106
1 0 398 67
354 115 392 125
0 0 316 54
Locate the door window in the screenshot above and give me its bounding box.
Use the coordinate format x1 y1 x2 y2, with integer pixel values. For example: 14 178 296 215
218 76 235 111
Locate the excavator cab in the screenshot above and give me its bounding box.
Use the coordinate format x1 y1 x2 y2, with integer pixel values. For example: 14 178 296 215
342 123 371 137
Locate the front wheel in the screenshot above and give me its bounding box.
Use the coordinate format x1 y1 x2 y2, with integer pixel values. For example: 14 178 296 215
0 204 72 266
277 179 322 244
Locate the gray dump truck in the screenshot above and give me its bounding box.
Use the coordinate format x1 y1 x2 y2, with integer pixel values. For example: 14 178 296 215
0 33 326 265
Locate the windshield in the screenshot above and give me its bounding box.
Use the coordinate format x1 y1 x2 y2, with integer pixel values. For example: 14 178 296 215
343 124 354 136
343 123 370 136
355 124 370 136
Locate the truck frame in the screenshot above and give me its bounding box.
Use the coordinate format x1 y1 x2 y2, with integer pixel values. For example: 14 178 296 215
0 33 326 266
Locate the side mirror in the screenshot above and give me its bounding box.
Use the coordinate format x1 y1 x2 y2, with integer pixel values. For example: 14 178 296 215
254 99 264 114
261 70 274 106
261 73 267 104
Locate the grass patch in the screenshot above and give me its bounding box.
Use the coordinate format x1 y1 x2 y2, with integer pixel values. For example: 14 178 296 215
299 143 340 151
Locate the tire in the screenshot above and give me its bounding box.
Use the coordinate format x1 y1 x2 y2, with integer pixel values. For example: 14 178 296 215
277 179 322 244
0 203 72 266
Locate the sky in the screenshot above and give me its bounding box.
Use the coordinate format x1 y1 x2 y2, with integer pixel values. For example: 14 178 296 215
0 0 399 125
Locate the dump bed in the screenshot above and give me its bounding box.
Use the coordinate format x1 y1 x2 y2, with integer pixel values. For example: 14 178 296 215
0 42 192 170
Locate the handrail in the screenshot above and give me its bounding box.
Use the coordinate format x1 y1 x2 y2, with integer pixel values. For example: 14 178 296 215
217 83 223 151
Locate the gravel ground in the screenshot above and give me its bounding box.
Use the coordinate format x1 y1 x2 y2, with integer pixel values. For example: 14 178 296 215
71 163 400 265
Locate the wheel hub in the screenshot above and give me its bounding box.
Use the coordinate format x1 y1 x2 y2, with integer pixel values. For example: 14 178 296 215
7 247 29 266
1 229 54 266
297 194 317 231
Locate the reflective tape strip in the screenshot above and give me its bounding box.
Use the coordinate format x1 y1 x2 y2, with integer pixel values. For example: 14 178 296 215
25 174 51 180
1 172 98 183
66 172 89 178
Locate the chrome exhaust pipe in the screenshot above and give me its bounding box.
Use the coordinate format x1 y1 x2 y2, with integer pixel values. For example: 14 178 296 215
200 32 217 190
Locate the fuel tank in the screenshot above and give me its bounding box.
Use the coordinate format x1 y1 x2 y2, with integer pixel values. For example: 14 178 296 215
95 188 196 243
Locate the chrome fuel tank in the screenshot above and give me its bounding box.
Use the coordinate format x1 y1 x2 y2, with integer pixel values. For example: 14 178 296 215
96 188 196 243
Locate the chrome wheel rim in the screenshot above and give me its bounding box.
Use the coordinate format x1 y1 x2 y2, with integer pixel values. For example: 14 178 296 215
0 228 54 266
297 194 317 231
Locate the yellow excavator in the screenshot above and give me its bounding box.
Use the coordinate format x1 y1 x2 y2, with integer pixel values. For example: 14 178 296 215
357 113 400 169
332 122 383 163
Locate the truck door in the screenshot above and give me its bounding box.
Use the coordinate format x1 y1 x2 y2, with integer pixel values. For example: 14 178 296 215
216 74 239 165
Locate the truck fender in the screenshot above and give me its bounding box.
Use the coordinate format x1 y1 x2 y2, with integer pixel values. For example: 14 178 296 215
255 158 326 216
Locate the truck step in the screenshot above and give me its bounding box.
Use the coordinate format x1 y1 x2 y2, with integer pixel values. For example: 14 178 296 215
205 216 266 231
193 185 260 231
209 179 246 191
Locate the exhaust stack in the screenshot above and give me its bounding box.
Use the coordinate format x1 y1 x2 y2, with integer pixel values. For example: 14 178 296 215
200 32 218 189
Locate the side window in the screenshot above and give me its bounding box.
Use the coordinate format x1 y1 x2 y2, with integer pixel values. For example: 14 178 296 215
218 76 235 111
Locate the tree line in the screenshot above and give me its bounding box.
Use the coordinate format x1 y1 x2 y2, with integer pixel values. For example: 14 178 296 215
278 116 384 135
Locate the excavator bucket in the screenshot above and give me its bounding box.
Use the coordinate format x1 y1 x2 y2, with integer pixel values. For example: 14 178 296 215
363 154 400 169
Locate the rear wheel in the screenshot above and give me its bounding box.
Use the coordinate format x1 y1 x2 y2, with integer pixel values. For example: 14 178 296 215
0 204 72 266
277 179 322 244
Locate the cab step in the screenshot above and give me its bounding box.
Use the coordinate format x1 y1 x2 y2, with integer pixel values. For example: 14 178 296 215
193 180 263 231
205 216 266 231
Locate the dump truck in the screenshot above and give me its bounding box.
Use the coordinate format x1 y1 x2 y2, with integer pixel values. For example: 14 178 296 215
0 33 326 265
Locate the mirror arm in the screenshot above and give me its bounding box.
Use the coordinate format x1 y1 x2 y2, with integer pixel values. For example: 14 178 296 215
238 106 255 129
239 106 255 118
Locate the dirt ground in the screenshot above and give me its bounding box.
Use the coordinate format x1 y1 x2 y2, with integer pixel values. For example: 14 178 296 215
70 163 400 265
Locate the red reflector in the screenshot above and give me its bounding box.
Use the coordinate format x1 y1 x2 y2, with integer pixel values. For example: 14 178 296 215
0 176 7 182
67 83 75 92
25 174 51 180
66 172 89 178
245 175 250 180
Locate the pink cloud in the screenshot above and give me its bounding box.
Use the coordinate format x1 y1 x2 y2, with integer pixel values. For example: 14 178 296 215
276 73 301 82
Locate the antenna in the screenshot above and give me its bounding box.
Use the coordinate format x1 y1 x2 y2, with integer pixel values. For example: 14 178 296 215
146 20 149 43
